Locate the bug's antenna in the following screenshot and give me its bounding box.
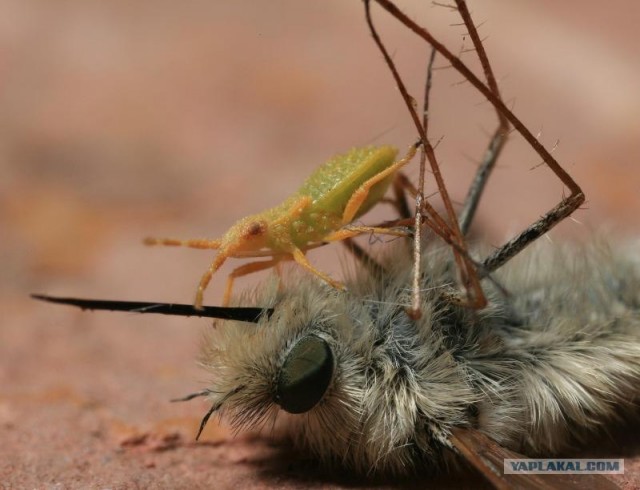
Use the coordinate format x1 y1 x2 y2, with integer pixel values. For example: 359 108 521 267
31 294 272 323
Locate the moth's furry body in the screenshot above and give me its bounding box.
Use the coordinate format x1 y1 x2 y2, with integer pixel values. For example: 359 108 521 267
203 241 640 475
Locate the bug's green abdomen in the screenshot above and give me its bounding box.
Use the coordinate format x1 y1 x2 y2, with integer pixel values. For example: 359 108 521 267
298 145 398 216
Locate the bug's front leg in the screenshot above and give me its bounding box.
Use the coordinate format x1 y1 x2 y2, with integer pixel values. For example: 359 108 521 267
195 251 229 310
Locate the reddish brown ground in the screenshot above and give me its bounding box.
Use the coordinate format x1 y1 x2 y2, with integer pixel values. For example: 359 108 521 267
1 1 639 488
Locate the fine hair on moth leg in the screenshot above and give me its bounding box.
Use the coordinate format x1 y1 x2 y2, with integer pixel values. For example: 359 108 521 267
364 0 586 321
32 1 638 489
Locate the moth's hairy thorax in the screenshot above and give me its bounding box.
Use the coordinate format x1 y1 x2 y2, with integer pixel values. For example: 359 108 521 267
201 241 640 475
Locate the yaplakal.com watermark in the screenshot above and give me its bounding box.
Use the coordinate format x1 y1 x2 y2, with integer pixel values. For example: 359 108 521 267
504 459 624 475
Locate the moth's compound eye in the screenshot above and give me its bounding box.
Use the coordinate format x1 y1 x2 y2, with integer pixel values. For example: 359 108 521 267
275 335 334 414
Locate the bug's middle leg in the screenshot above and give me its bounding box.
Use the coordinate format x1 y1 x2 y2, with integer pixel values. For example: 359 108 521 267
291 248 345 291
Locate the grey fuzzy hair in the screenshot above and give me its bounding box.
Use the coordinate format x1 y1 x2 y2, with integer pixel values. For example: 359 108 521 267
199 240 640 475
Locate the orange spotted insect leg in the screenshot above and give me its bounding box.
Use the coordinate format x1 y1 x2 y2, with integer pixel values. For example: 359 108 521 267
292 248 345 291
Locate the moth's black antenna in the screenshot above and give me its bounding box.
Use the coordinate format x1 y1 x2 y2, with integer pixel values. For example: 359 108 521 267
195 403 218 441
31 294 272 323
171 390 211 403
195 386 245 441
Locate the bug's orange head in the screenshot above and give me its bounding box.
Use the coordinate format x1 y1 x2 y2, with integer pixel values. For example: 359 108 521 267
222 216 269 254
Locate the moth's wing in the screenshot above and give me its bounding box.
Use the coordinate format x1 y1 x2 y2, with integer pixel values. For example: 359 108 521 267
449 428 620 490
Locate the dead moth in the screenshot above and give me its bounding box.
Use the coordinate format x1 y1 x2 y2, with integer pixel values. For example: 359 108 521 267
201 239 640 474
35 240 640 487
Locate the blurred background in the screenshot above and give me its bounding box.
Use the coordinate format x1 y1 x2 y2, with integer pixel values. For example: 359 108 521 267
1 0 638 487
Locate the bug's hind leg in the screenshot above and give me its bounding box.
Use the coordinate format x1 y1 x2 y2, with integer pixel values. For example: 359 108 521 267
341 142 419 225
222 257 282 306
144 237 222 250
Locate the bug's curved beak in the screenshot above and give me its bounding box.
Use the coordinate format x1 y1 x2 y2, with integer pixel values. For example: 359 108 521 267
31 294 272 323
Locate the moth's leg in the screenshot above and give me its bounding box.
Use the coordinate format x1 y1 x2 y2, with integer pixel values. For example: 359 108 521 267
458 127 509 236
364 1 469 259
392 169 452 241
456 0 580 273
390 172 413 220
365 0 487 312
291 248 345 291
393 163 490 310
341 142 419 225
378 171 414 220
391 173 456 235
222 257 282 306
372 0 585 276
144 237 221 249
454 0 510 236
